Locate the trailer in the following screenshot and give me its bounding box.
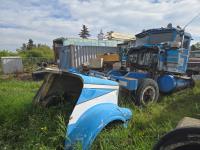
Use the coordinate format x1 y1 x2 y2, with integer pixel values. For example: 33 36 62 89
88 24 194 106
53 37 121 69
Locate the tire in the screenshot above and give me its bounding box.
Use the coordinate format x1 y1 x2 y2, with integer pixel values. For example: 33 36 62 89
135 78 159 106
153 127 200 150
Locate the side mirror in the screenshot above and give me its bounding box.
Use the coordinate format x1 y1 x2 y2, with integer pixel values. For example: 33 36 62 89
179 30 184 36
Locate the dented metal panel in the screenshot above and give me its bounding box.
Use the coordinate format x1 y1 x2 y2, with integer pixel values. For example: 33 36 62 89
33 69 132 150
1 57 23 74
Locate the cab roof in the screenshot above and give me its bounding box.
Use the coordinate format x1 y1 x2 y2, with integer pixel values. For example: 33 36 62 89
136 27 191 38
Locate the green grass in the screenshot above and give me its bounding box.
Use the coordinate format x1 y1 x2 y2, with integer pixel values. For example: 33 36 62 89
0 79 67 150
92 83 200 150
0 78 200 150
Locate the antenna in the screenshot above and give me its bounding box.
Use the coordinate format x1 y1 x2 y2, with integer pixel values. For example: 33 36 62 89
181 12 200 49
183 12 200 30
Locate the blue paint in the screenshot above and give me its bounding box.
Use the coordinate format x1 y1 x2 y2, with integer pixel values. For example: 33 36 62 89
59 48 71 69
176 78 192 89
122 55 127 61
134 26 192 74
136 27 177 38
109 72 149 91
125 72 150 79
66 103 132 150
107 70 127 77
62 72 132 150
172 30 177 41
68 67 79 73
118 77 138 91
157 75 192 93
157 75 176 93
166 50 178 56
110 75 124 81
111 72 149 91
77 88 114 104
166 57 179 63
77 73 118 86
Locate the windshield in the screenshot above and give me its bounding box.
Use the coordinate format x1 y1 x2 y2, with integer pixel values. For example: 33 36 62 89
136 32 174 46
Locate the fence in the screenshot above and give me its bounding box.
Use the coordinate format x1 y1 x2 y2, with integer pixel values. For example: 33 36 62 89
22 57 54 72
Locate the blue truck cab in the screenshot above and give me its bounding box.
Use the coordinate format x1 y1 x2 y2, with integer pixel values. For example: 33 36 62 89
133 25 192 74
104 24 194 105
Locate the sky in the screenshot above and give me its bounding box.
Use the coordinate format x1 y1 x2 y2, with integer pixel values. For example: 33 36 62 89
0 0 200 51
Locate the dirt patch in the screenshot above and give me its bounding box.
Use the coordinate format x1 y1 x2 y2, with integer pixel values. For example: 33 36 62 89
15 73 33 81
0 73 33 81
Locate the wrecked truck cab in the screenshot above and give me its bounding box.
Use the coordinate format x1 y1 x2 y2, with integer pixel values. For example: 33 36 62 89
33 69 132 150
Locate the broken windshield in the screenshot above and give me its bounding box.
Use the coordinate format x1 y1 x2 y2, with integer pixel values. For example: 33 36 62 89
136 32 174 46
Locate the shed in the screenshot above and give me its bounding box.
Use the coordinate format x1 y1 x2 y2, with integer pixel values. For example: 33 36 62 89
1 56 23 74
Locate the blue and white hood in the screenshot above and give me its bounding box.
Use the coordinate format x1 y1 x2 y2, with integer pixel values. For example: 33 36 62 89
32 69 132 150
68 73 120 130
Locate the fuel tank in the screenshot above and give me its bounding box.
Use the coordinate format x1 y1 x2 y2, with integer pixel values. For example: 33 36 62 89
157 75 194 93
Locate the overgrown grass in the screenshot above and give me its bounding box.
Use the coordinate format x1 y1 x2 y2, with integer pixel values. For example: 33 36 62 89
0 79 67 150
0 78 200 150
92 82 200 150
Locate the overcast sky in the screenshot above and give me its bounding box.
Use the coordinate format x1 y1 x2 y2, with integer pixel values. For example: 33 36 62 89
0 0 200 50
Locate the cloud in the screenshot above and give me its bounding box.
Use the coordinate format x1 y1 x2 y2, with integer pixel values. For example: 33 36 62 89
0 0 200 50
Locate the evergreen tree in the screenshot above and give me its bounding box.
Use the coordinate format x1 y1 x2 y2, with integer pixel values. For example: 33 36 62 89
79 25 90 39
27 39 34 50
21 43 27 51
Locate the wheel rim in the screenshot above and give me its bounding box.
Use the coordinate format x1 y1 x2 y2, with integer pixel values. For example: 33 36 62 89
141 86 156 105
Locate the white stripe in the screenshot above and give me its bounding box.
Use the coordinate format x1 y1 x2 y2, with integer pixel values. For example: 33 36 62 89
83 84 119 89
68 90 118 125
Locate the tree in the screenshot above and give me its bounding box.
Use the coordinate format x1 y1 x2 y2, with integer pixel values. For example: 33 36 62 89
27 39 35 50
37 44 41 48
21 43 27 51
18 44 53 59
196 42 200 49
79 25 90 39
191 42 200 51
106 31 114 40
0 50 17 57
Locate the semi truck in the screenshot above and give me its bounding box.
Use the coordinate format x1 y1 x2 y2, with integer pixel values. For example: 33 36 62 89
89 24 194 105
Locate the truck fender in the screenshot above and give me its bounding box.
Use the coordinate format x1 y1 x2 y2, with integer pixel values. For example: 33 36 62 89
65 103 132 150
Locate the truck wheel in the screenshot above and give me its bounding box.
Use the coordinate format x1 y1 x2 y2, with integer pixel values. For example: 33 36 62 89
135 78 159 106
153 127 200 150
